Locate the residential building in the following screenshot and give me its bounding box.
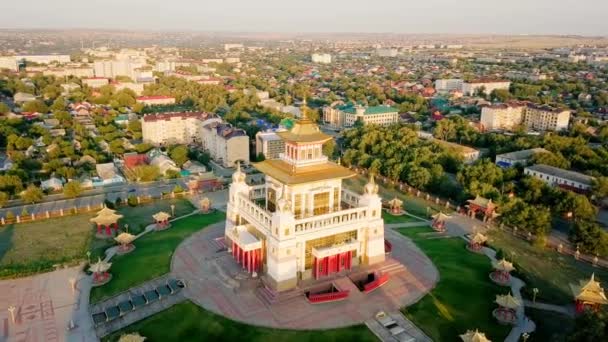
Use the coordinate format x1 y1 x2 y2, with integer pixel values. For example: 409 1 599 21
480 102 571 131
201 122 249 168
224 116 386 291
141 112 218 145
17 54 71 64
323 104 399 129
255 131 286 160
94 163 125 186
311 53 332 64
495 148 549 168
434 79 463 93
13 92 36 104
524 164 595 193
136 96 176 106
113 82 144 95
82 77 109 88
434 140 480 164
224 43 244 51
149 154 180 175
41 177 64 191
462 79 511 96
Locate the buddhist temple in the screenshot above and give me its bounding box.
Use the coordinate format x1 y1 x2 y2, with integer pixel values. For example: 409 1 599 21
570 273 608 313
115 232 136 254
225 110 386 291
90 206 124 237
466 195 499 222
460 329 491 342
89 257 112 286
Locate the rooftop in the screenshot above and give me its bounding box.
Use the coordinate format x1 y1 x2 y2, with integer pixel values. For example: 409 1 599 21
142 112 213 122
496 148 549 161
526 164 595 186
338 104 399 115
253 159 355 185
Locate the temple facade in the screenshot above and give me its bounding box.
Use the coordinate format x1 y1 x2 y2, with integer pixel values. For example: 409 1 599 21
224 114 386 291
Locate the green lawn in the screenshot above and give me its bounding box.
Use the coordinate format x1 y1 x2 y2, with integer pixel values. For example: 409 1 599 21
116 198 195 235
525 307 574 342
398 226 511 341
381 211 424 224
90 211 225 303
104 301 377 342
487 229 608 305
0 213 108 278
345 175 449 218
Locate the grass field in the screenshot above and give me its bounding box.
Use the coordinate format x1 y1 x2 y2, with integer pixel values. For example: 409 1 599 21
487 229 608 305
398 226 511 341
116 198 195 235
525 307 574 342
344 175 449 218
0 213 101 278
381 211 425 224
90 211 225 303
103 300 377 342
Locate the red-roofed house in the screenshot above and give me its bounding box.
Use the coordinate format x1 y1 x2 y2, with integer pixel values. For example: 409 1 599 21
123 153 148 169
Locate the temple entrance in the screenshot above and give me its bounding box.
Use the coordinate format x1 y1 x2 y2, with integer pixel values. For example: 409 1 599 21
312 247 357 279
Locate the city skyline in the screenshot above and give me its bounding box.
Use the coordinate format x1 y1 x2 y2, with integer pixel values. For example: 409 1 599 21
1 0 607 36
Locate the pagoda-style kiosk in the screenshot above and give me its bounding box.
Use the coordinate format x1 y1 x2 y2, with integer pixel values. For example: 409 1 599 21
115 232 136 255
492 292 521 325
490 258 515 286
431 212 449 232
466 196 499 222
225 110 386 292
467 232 488 253
200 197 212 213
153 211 171 230
386 197 404 215
460 329 491 342
90 206 124 238
570 273 608 313
89 257 112 286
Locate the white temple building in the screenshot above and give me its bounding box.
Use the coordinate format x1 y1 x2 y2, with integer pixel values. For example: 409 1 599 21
224 112 386 291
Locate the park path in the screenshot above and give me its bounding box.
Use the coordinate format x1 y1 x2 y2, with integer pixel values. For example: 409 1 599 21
468 237 536 342
523 300 574 317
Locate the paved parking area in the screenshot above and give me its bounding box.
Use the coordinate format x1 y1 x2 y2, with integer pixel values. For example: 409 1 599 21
170 223 438 330
0 266 97 342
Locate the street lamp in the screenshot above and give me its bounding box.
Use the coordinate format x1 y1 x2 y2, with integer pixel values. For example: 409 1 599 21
124 224 129 233
86 251 91 264
7 305 16 323
532 288 539 303
521 332 530 342
170 204 175 217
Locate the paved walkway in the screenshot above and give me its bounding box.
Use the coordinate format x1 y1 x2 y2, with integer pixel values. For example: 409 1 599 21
0 265 97 342
170 222 438 330
523 300 574 317
469 238 536 342
365 311 432 342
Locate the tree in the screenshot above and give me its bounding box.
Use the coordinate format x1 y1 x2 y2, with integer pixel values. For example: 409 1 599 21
322 140 336 158
567 310 608 342
131 165 160 182
490 89 512 102
0 191 8 208
22 100 48 113
169 145 189 167
405 165 432 189
530 152 570 169
591 177 608 200
63 181 83 199
0 102 10 114
50 96 67 111
457 159 503 198
20 184 44 204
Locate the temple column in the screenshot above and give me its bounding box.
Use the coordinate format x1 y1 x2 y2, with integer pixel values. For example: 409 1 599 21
106 225 111 236
97 224 101 234
313 257 318 279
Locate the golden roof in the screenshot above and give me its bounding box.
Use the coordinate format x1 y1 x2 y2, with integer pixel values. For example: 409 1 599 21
90 206 123 225
432 212 450 221
570 273 608 304
471 232 488 244
89 257 111 273
275 118 332 144
495 293 522 309
152 211 171 221
115 232 136 245
467 195 495 209
387 197 403 206
492 258 515 272
460 330 491 342
253 159 355 185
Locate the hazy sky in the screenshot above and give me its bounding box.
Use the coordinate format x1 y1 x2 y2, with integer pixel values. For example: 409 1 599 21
1 0 607 36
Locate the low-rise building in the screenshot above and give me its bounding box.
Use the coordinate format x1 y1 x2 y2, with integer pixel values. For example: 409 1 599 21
255 131 285 160
524 164 595 193
435 140 480 164
82 77 110 88
136 95 176 106
13 92 36 104
495 148 549 168
94 163 125 186
311 53 332 64
323 104 399 129
434 79 463 93
41 177 64 191
462 79 511 96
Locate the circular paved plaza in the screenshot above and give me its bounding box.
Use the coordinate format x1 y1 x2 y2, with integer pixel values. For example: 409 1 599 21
170 223 438 330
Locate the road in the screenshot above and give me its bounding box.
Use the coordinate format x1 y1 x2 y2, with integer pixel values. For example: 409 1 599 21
0 179 186 217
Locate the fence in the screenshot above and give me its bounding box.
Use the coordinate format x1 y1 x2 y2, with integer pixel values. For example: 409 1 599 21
351 166 608 270
0 190 190 227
